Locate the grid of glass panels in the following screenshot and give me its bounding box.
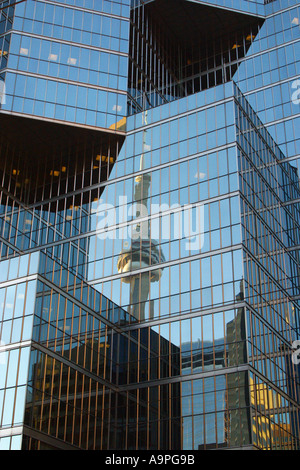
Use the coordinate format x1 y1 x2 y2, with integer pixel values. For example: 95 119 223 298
128 0 264 115
0 0 130 129
0 0 299 452
235 1 300 162
234 85 300 449
0 253 38 450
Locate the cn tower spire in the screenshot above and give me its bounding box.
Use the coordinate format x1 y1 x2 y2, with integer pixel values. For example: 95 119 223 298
117 110 165 321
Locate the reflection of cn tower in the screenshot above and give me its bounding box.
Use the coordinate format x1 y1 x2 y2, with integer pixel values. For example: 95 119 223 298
117 111 165 321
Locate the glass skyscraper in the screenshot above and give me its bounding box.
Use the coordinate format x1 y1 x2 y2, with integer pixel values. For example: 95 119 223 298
0 0 299 451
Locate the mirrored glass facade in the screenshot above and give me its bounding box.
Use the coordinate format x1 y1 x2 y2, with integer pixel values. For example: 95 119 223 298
0 0 299 451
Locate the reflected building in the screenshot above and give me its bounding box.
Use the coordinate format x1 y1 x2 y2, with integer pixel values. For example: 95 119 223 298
117 112 165 321
0 0 300 451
